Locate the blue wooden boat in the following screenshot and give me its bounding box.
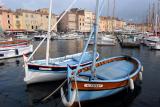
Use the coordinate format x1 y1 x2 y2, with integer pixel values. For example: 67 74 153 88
60 0 143 106
61 56 143 105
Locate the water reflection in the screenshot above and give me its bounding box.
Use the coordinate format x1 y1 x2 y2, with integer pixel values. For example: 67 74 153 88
26 81 65 107
26 81 141 107
0 40 160 107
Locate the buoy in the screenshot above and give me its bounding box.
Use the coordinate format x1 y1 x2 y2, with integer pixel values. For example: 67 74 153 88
141 66 144 72
138 72 143 81
129 78 134 90
61 87 76 107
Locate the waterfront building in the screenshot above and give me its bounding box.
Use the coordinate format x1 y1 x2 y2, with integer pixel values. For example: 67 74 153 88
115 19 126 30
13 12 23 30
106 17 113 32
124 23 136 31
80 10 94 32
58 9 78 32
0 9 14 31
99 16 107 32
136 24 148 32
0 7 57 32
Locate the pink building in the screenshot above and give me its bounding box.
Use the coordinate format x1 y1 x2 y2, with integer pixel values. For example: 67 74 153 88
0 9 14 31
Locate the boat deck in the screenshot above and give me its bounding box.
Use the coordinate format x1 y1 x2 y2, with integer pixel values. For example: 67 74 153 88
30 55 94 66
80 60 134 80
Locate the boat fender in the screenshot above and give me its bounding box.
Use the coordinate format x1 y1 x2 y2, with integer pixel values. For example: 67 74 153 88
141 66 144 72
138 72 143 81
61 87 76 107
129 78 134 90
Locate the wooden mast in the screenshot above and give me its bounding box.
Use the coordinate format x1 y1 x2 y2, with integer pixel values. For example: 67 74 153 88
91 0 99 80
46 0 53 65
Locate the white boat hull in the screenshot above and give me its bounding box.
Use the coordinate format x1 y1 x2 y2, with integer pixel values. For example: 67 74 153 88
150 43 160 50
24 52 99 85
0 45 33 60
24 70 66 84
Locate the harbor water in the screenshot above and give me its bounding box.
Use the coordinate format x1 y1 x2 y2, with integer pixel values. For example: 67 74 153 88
0 39 160 107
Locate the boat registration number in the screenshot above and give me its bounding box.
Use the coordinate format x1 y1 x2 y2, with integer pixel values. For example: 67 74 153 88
84 84 103 88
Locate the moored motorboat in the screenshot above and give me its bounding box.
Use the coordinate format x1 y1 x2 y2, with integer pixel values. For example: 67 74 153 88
0 39 33 59
150 42 160 50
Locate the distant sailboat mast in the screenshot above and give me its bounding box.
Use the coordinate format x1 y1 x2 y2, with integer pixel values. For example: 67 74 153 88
112 0 115 34
107 0 110 16
46 0 53 65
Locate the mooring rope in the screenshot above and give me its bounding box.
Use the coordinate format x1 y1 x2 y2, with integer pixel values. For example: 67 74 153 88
41 79 67 102
73 74 81 107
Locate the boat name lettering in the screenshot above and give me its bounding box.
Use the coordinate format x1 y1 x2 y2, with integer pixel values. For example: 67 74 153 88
84 84 103 88
39 67 52 71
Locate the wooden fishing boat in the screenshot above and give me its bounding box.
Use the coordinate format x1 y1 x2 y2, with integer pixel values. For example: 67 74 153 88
61 56 143 103
0 39 33 59
60 0 143 106
24 52 99 84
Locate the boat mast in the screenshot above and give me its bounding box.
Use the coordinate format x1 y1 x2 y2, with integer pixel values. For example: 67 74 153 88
107 0 110 16
91 0 99 80
155 0 159 37
46 0 53 65
112 0 115 34
148 2 151 31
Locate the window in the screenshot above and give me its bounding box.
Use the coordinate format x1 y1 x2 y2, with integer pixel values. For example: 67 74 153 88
31 26 34 29
36 26 38 29
8 26 10 29
7 15 10 18
16 15 19 18
46 16 48 18
8 20 10 24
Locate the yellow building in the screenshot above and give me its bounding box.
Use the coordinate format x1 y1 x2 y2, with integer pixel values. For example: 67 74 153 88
13 12 23 30
81 10 94 32
13 8 57 32
99 16 107 32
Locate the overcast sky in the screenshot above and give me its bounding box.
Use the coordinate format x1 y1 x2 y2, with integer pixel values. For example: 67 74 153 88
0 0 158 23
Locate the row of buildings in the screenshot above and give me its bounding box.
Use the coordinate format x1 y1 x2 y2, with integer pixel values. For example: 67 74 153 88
0 6 149 33
58 8 127 33
0 6 57 32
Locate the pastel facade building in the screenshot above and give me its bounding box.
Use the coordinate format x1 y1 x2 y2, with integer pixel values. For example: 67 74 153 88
0 9 14 31
0 7 57 32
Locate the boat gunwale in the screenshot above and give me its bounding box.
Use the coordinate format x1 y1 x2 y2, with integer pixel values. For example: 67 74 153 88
27 52 99 69
71 56 142 90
